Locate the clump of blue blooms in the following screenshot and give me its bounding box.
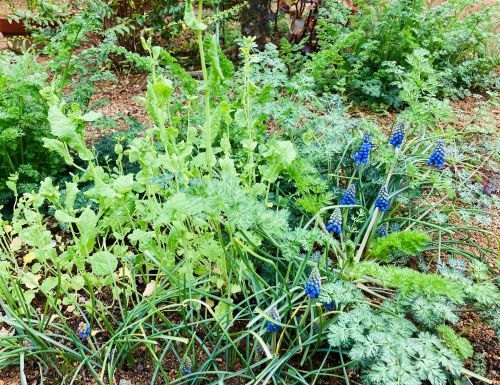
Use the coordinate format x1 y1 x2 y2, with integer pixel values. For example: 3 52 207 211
375 186 389 212
353 133 374 166
377 222 389 238
325 208 342 235
389 122 404 148
266 306 282 332
77 322 91 339
305 267 322 299
426 140 446 169
180 356 192 375
323 301 336 311
340 185 357 205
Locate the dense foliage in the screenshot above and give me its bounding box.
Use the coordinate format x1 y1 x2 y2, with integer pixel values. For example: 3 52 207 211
0 0 498 384
305 0 499 108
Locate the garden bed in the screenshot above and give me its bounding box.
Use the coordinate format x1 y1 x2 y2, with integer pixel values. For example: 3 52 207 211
0 1 499 385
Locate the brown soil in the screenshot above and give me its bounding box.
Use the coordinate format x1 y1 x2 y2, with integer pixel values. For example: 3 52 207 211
459 312 500 385
85 72 149 141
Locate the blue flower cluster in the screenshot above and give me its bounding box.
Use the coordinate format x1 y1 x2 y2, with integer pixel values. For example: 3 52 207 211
426 140 446 169
181 356 192 375
323 301 336 311
325 208 342 235
340 185 357 205
266 306 281 333
377 222 389 238
353 134 374 166
77 322 91 339
375 186 389 212
389 122 404 148
305 267 321 299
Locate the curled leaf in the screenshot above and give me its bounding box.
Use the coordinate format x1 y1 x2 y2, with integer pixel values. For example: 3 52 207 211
184 0 207 31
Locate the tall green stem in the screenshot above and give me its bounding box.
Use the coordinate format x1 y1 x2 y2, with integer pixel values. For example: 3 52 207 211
197 0 212 177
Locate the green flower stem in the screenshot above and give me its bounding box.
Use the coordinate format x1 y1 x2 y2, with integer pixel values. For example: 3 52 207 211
354 208 380 263
196 0 212 177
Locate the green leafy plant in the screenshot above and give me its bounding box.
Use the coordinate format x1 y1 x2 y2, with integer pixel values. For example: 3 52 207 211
305 0 498 108
437 324 474 361
370 230 431 261
0 52 65 204
328 304 463 385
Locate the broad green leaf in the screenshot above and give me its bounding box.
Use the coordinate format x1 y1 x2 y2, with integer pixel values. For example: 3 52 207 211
47 105 93 160
64 182 79 211
76 208 99 254
55 210 76 223
89 251 117 276
43 138 74 165
260 140 297 183
84 166 120 200
214 300 233 328
39 177 60 203
40 277 58 294
113 174 134 194
21 272 40 289
6 173 18 197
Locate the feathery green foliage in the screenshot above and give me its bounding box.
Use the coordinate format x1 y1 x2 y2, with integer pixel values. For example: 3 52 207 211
437 324 474 361
370 230 431 261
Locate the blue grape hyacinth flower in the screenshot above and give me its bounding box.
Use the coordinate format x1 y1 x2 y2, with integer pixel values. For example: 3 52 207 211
323 301 336 311
77 322 91 339
390 122 404 148
377 222 389 238
305 267 321 299
325 208 342 235
266 306 281 333
353 133 374 166
180 356 192 376
340 185 357 205
426 140 446 169
375 186 389 212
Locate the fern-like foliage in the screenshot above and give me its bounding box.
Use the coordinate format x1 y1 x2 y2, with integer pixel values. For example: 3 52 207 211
328 304 463 385
396 294 460 328
370 230 431 261
347 261 465 302
318 279 364 306
436 324 474 361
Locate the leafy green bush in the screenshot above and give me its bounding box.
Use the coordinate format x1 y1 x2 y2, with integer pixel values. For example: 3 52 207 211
0 52 65 204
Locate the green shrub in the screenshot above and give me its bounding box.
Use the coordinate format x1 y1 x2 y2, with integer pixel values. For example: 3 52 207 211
0 52 66 204
306 0 499 108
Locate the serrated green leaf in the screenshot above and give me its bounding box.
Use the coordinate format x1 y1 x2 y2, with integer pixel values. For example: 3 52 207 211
89 251 117 276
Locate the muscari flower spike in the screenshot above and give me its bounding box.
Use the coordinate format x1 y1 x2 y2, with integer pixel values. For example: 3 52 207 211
266 306 281 333
374 186 389 212
426 140 446 169
340 184 357 205
389 122 404 148
180 356 192 376
377 222 389 238
323 300 336 311
353 133 374 166
77 322 91 339
305 267 321 299
325 208 342 235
